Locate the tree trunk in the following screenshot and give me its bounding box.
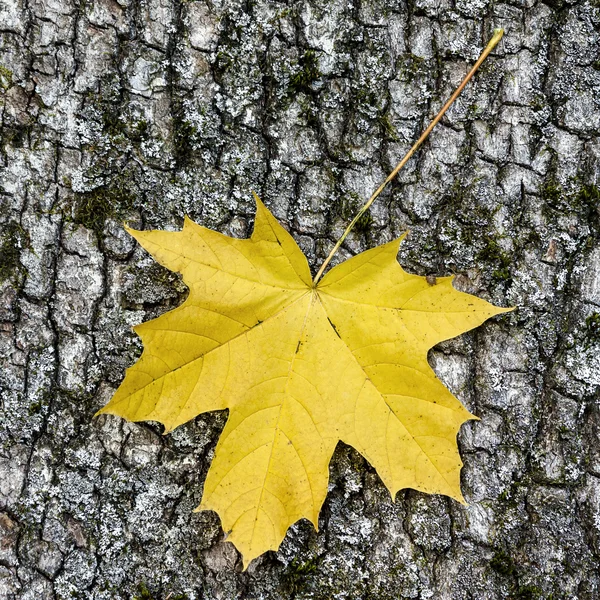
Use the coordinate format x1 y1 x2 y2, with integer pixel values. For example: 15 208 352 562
1 0 599 598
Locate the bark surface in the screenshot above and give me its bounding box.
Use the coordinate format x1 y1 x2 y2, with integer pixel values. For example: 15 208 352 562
1 0 600 598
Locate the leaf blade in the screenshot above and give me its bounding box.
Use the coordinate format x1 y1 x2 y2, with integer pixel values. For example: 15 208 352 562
98 199 512 567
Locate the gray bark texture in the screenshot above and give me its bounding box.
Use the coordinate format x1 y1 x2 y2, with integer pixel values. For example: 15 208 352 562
1 0 600 598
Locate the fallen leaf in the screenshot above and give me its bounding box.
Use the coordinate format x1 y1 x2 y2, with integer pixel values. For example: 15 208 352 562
97 194 511 567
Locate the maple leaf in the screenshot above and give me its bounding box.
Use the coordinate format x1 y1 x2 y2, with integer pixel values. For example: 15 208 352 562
97 194 511 567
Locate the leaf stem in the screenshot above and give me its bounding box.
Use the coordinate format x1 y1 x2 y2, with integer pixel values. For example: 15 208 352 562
313 28 504 285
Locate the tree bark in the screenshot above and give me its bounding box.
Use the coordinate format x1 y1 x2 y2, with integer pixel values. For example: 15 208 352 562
1 0 599 598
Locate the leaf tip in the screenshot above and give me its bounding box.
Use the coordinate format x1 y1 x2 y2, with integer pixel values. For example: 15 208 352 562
395 230 409 247
494 305 516 317
455 493 468 506
251 189 264 207
93 405 119 420
308 514 320 532
93 407 106 419
379 231 408 259
194 499 213 514
123 223 137 236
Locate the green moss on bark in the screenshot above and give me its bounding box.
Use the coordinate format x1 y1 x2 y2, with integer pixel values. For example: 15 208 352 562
73 185 135 233
0 221 29 283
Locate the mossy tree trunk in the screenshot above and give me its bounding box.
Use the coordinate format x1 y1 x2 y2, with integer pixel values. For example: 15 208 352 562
1 0 599 598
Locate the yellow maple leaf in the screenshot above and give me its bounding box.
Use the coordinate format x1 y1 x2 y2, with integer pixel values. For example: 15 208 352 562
97 194 510 567
97 29 509 569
